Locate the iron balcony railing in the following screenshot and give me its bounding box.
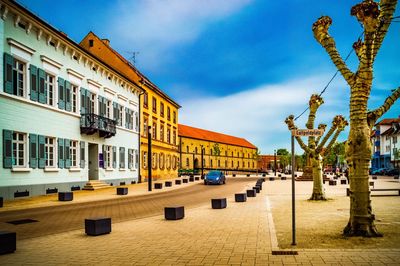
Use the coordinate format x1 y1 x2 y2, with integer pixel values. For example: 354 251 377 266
80 113 116 138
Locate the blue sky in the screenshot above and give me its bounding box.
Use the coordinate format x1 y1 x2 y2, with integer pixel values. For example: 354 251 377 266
19 0 399 154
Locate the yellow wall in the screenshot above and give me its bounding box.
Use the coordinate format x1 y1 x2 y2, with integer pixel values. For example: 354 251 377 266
140 87 179 180
179 136 258 174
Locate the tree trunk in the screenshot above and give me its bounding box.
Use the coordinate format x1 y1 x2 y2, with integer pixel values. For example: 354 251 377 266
310 154 326 200
344 96 381 236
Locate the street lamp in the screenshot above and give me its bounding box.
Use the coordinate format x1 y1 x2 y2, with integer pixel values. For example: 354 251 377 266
201 145 204 178
147 126 152 191
274 149 277 176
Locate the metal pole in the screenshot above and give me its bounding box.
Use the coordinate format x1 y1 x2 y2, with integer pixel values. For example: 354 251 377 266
274 149 277 176
148 126 152 191
291 134 296 245
201 148 204 177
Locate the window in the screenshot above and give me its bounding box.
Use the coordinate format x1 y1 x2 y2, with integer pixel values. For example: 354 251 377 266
45 137 56 167
186 158 189 167
167 127 171 143
46 73 55 106
13 59 26 97
143 93 148 108
90 93 96 114
152 97 157 113
71 85 78 113
152 121 157 139
173 130 176 146
106 99 111 118
187 146 189 153
12 132 27 167
218 160 220 167
120 147 125 169
128 149 136 170
143 151 147 169
166 155 171 169
118 105 124 126
195 147 198 154
70 140 78 167
394 136 398 144
104 145 113 169
167 107 171 120
159 153 165 169
152 153 157 169
173 111 176 123
160 124 164 142
125 108 134 130
160 102 164 117
211 159 213 167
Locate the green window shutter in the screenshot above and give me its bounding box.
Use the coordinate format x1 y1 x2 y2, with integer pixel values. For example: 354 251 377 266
3 129 13 168
125 108 128 128
86 90 92 113
38 68 46 104
38 135 46 168
30 65 38 101
80 141 85 168
65 139 71 168
58 138 64 168
3 53 14 94
58 77 65 109
29 133 38 169
112 146 117 168
128 149 133 169
65 80 71 111
80 88 86 114
113 102 119 122
135 150 139 169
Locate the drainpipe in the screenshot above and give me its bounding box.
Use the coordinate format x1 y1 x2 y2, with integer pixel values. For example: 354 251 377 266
138 90 144 183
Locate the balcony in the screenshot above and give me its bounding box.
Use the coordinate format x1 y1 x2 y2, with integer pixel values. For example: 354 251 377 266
80 113 116 138
374 140 380 147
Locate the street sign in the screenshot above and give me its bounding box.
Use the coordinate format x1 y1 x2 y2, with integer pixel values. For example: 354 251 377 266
292 129 324 137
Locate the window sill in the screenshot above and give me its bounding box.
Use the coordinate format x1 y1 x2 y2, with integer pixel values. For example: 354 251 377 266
12 167 31 172
105 168 114 172
44 168 59 172
130 169 137 172
119 168 126 171
69 168 81 172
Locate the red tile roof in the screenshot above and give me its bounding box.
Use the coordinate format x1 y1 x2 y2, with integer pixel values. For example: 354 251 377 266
178 124 257 149
376 118 400 126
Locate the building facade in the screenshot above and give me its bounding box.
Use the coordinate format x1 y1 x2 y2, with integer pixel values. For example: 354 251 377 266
80 32 181 181
0 1 142 199
371 118 400 169
178 124 258 175
257 155 281 172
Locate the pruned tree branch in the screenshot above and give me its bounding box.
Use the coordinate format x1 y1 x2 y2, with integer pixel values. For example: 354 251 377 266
316 124 337 154
312 16 355 87
316 124 327 145
285 115 311 153
323 118 348 156
372 0 398 61
367 87 400 127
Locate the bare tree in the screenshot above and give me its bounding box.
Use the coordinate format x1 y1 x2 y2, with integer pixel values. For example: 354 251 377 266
313 0 399 236
285 94 348 200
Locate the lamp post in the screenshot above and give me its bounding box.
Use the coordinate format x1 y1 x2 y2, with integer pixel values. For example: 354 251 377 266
274 149 277 176
147 126 152 191
201 146 204 178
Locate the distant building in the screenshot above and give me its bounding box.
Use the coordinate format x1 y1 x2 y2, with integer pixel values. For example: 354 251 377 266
80 32 181 181
178 124 258 174
257 155 281 172
371 118 400 169
0 1 142 199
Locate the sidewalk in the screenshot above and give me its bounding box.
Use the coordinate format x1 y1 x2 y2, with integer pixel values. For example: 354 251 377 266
1 176 400 265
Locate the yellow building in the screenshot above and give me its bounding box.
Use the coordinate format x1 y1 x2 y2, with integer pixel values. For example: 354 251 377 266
80 32 180 181
178 124 258 175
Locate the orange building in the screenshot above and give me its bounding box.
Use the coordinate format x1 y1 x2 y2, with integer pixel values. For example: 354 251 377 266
80 32 181 181
178 124 258 174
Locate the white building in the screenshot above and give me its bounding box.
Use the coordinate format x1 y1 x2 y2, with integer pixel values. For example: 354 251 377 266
0 1 142 199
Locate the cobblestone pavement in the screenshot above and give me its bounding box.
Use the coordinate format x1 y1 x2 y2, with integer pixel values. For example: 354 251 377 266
1 175 400 265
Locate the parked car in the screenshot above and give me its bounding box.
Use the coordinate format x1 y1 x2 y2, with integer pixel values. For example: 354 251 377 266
371 168 389 175
386 168 399 176
204 170 226 185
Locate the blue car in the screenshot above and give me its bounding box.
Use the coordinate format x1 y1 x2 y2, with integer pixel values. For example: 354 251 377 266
204 170 226 185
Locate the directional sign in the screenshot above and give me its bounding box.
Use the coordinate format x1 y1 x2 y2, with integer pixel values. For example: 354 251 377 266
292 129 324 137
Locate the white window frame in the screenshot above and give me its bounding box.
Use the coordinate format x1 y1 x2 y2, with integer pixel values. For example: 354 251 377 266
70 140 79 168
118 105 124 126
71 84 79 113
45 137 56 168
13 58 26 97
104 145 113 169
12 132 27 168
46 72 56 106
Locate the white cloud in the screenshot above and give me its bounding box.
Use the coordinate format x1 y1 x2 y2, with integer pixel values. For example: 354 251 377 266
107 0 252 68
179 75 350 154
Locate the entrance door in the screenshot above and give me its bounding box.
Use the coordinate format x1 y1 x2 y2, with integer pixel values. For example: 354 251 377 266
88 143 99 180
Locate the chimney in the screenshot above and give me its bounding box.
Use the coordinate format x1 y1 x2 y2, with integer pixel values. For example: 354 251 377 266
102 39 110 46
